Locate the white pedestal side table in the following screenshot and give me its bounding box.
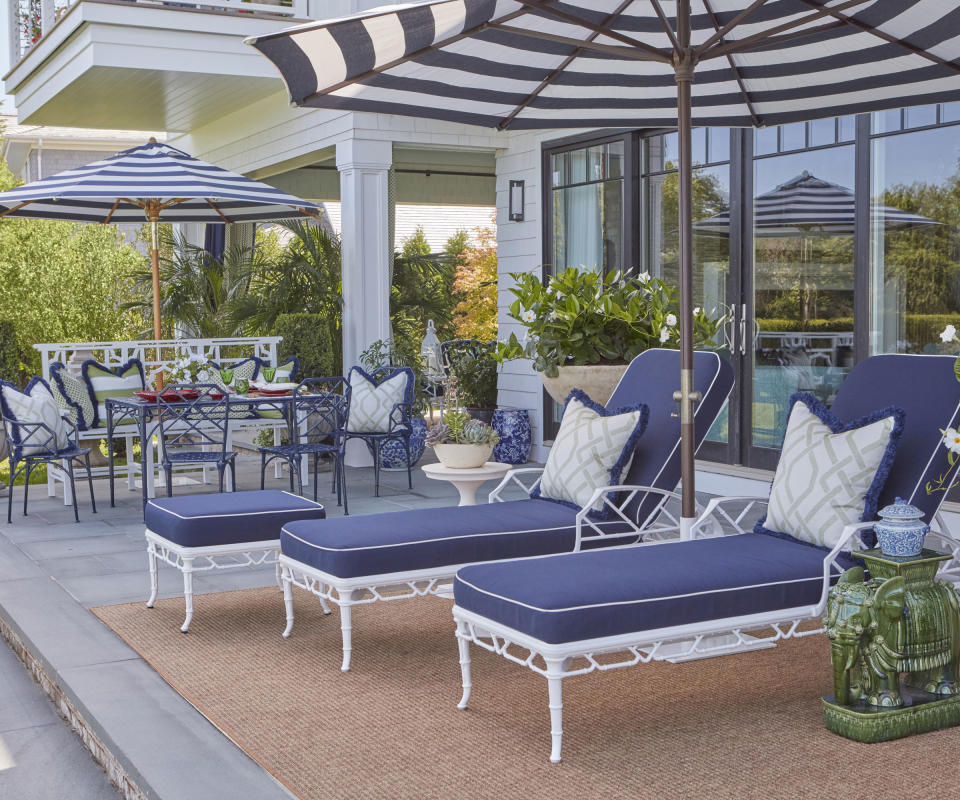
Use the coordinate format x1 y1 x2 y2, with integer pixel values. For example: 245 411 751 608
421 461 511 506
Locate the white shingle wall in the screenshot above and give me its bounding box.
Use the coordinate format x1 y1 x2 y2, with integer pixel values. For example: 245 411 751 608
324 203 495 251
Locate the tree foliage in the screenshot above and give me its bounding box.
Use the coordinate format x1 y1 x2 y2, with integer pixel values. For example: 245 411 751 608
452 225 498 341
0 159 146 375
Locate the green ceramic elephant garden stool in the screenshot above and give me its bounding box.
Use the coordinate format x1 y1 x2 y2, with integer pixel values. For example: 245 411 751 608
826 565 960 708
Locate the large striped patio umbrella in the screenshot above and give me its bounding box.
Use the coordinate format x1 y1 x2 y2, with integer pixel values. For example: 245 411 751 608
248 0 960 533
0 139 322 342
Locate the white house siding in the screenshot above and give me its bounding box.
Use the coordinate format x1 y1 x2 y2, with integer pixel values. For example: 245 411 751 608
323 203 495 252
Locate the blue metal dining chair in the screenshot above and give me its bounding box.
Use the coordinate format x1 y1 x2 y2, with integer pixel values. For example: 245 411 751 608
259 377 350 510
156 384 236 496
1 379 97 523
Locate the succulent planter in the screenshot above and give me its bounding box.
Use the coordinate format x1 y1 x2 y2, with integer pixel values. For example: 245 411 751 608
370 416 428 470
433 442 494 469
541 364 629 406
492 408 531 465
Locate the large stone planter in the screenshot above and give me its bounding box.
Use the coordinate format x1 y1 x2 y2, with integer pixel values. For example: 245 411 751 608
540 364 629 406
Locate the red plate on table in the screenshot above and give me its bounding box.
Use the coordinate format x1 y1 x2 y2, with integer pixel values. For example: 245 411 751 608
252 387 292 397
136 389 200 402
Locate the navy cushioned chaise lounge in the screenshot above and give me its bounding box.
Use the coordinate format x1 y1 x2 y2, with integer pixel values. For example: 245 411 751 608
278 348 734 671
452 354 960 762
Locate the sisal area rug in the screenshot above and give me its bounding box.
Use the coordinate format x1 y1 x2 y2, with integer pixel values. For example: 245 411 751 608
94 588 960 800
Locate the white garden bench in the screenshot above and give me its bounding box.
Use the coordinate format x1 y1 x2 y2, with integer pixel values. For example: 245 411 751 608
35 337 292 504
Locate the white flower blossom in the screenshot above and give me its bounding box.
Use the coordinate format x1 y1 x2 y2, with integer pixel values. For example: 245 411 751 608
943 428 960 455
665 313 677 327
659 326 670 343
941 324 957 343
521 309 536 323
638 271 651 283
694 307 701 315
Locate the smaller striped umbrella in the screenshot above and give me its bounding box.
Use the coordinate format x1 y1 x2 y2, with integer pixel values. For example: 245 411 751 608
0 139 322 341
695 171 938 236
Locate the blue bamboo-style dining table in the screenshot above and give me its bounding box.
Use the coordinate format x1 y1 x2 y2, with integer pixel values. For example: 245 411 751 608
105 391 303 507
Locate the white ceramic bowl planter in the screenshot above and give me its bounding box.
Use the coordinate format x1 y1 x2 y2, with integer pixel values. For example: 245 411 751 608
433 442 494 469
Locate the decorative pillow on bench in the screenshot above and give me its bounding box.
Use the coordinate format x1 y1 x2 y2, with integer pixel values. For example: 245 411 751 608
533 389 649 517
0 378 70 455
271 357 299 382
49 362 95 431
756 393 905 549
345 367 412 433
207 357 261 387
81 358 146 429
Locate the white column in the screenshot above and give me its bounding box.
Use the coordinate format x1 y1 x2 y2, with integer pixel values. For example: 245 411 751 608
337 138 393 371
337 138 393 467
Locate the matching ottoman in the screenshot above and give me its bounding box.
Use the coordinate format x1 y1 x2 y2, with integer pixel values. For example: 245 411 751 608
144 490 325 632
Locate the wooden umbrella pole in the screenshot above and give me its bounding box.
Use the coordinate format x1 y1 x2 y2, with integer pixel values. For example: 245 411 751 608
148 202 163 389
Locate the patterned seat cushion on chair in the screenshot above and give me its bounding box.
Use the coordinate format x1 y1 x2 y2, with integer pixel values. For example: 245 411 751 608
49 363 95 430
145 490 325 548
756 393 904 550
454 532 833 645
280 499 635 579
0 378 70 455
81 358 146 429
345 367 411 433
533 389 649 516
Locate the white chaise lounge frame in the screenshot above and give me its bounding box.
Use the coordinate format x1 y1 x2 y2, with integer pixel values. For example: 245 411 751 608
452 497 960 763
279 468 703 671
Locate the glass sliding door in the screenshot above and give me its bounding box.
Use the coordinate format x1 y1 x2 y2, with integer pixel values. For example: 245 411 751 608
869 105 960 356
748 121 856 466
643 129 733 450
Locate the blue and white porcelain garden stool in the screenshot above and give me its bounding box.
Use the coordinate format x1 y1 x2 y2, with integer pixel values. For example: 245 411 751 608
143 490 325 632
492 408 532 465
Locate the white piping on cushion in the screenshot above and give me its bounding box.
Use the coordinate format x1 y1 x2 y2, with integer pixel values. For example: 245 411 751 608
148 496 324 520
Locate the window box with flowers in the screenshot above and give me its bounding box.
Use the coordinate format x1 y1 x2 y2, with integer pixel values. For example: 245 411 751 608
495 268 724 405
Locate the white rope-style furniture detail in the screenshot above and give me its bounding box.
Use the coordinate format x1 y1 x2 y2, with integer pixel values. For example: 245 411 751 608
453 509 960 763
145 530 281 633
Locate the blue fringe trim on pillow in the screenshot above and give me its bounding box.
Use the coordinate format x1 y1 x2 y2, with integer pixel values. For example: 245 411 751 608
348 365 415 406
754 392 906 553
49 362 90 431
0 376 55 457
80 358 146 429
531 387 650 521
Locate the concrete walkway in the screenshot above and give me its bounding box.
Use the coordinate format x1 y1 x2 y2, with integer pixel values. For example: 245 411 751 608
0 456 527 799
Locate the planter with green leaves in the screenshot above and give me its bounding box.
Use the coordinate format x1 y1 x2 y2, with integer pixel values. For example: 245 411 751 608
448 344 498 422
495 268 723 405
426 410 499 468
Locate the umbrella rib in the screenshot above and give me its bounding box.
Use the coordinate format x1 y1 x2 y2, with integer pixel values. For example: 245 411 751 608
300 6 530 102
102 198 121 225
0 200 33 218
696 0 771 53
498 0 636 130
519 0 671 62
205 199 233 224
699 0 872 61
648 0 680 53
488 24 665 61
797 0 960 75
701 0 760 127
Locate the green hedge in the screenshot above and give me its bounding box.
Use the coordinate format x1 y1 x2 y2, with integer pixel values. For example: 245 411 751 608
756 315 956 348
0 319 19 385
756 318 855 332
275 313 337 379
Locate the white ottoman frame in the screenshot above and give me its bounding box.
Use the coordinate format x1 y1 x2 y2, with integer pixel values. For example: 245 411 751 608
145 529 282 633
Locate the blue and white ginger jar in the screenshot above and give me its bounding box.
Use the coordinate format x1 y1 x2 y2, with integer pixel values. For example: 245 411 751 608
874 497 929 558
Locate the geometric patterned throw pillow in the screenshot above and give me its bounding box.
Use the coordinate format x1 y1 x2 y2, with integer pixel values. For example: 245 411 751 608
49 362 95 431
0 378 71 456
345 367 411 433
81 358 146 429
758 393 904 550
534 389 649 515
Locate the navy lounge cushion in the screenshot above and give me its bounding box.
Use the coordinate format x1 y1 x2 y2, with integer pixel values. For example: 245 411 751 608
146 490 325 548
280 499 634 579
454 533 831 645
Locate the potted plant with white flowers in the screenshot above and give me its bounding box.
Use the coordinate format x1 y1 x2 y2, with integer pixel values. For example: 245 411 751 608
495 268 724 405
927 324 960 495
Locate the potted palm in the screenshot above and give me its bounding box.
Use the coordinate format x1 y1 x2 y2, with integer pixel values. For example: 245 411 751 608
495 268 723 405
426 409 499 469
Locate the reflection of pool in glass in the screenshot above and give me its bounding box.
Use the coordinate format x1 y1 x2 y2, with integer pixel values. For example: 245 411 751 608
752 364 848 449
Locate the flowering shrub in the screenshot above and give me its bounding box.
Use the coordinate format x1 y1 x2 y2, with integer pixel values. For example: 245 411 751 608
494 268 723 377
927 325 960 494
166 354 212 385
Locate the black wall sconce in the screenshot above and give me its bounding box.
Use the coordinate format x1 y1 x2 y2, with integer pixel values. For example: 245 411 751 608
509 180 525 221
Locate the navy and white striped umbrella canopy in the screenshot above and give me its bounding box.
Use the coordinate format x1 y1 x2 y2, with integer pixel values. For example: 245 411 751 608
696 170 939 235
247 0 960 131
0 140 321 223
